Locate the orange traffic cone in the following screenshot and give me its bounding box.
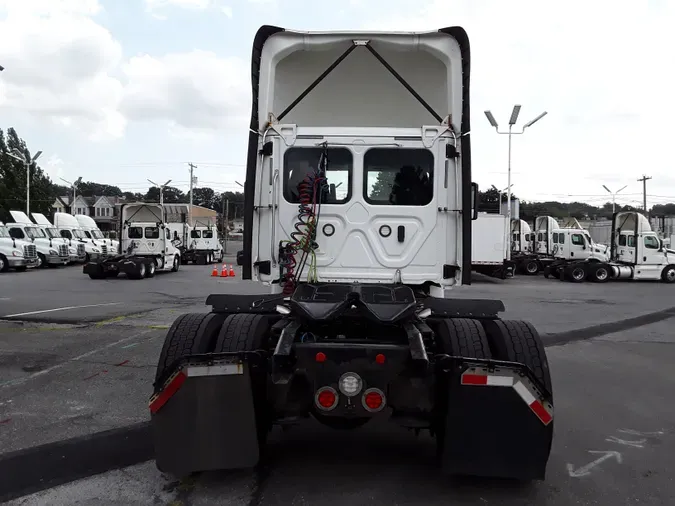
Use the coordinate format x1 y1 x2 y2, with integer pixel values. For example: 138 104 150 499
220 264 229 277
211 265 218 277
228 264 235 277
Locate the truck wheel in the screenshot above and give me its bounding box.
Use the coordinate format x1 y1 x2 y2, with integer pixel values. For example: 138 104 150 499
0 254 8 273
145 261 156 278
87 263 105 279
524 260 539 275
590 265 610 283
432 318 492 358
154 312 227 386
128 261 146 280
37 253 47 268
171 255 180 272
214 313 275 446
566 265 586 283
482 320 552 394
661 265 675 283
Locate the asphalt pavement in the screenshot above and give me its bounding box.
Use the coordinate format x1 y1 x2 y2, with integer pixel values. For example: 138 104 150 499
1 263 675 505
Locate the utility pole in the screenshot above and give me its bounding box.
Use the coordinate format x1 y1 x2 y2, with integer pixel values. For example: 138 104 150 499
484 106 548 261
637 175 652 213
188 163 197 226
224 198 229 255
8 149 42 216
60 177 81 215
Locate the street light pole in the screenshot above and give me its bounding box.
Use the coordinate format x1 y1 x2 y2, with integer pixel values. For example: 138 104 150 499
147 179 172 206
8 149 42 216
602 184 627 214
484 106 547 261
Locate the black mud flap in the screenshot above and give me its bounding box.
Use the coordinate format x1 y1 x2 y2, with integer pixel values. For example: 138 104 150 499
150 357 259 477
82 261 102 275
439 359 553 481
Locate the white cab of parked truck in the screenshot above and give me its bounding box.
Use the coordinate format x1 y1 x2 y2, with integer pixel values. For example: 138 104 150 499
511 219 533 254
551 228 609 262
74 214 118 255
0 221 38 272
121 203 181 272
7 211 70 268
534 216 559 256
32 212 84 264
190 225 223 263
54 212 103 262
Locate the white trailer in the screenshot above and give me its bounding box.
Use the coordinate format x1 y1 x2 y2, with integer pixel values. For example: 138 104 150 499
0 221 38 272
550 211 675 283
83 202 181 279
32 213 85 264
471 213 514 278
6 211 69 268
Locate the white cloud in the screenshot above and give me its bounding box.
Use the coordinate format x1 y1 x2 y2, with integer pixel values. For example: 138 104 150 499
120 50 250 132
0 0 126 140
144 0 233 19
359 0 675 203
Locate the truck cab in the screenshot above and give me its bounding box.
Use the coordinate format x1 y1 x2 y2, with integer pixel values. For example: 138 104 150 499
534 216 559 256
190 226 223 264
120 203 180 272
32 212 83 264
75 214 119 254
511 219 532 254
552 228 609 262
54 212 103 262
7 211 70 268
0 221 38 272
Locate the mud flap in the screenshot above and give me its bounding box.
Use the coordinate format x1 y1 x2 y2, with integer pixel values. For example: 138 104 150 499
439 361 553 481
150 360 260 477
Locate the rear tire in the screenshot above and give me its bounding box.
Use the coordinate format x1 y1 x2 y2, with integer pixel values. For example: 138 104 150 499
215 313 275 446
154 312 227 385
566 265 586 283
590 264 610 283
524 260 539 275
482 320 552 394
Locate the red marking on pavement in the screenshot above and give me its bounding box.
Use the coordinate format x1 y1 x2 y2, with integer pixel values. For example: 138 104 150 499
115 360 129 367
83 373 100 381
0 418 11 424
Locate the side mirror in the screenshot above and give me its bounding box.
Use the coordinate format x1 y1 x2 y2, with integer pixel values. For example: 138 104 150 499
470 182 479 220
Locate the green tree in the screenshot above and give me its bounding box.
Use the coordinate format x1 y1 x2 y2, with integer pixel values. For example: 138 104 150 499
145 185 187 203
77 181 123 198
0 127 56 223
368 170 396 200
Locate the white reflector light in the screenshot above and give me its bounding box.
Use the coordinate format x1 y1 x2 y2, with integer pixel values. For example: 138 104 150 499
339 372 363 397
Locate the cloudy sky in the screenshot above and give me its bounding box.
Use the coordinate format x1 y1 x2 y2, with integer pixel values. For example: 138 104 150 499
0 0 673 209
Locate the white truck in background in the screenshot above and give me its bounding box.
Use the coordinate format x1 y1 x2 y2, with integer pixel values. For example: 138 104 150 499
53 212 104 262
6 211 69 268
32 213 85 264
167 222 223 265
552 211 675 283
0 221 39 272
84 202 181 279
471 212 514 278
75 214 120 254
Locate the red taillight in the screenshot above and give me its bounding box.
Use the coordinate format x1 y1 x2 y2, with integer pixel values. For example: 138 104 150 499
361 388 386 413
375 353 385 364
315 386 338 411
315 352 326 363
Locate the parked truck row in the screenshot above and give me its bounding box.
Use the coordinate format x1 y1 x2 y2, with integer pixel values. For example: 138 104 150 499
475 210 675 283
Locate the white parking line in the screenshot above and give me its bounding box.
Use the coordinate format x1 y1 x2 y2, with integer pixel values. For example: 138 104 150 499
1 302 123 318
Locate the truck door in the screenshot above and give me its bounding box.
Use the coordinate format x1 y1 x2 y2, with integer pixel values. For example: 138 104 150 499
635 233 664 279
569 232 587 259
617 233 635 263
273 133 446 287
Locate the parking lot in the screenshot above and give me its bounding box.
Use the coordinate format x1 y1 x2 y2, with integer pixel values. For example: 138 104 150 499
1 260 674 505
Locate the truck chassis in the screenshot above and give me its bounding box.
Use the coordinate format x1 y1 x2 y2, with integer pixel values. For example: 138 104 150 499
83 254 175 280
545 258 675 283
150 282 554 481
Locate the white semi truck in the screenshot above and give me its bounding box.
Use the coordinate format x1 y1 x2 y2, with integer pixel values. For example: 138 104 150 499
0 221 39 272
75 214 120 253
471 212 514 278
32 213 85 264
84 202 181 279
150 25 554 484
551 211 675 282
167 222 223 265
6 211 70 268
53 212 104 262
